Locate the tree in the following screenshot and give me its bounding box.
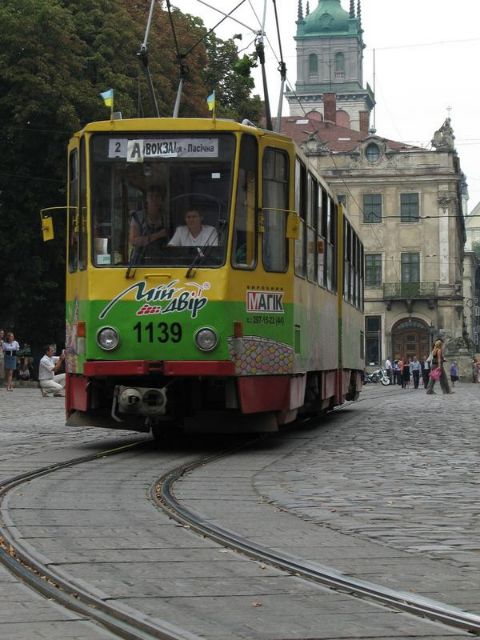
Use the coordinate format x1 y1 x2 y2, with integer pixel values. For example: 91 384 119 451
202 33 262 123
0 0 264 354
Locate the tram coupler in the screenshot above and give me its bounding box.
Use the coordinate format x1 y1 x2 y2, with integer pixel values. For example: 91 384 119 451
112 385 167 422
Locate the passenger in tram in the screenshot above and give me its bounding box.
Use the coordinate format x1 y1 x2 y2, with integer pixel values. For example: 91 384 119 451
129 184 168 250
168 208 218 247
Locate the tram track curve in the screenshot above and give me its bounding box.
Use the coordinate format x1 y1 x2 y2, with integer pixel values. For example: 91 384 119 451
0 396 478 639
0 439 201 640
153 411 480 637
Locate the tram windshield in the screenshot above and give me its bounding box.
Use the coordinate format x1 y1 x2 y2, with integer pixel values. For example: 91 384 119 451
90 133 235 268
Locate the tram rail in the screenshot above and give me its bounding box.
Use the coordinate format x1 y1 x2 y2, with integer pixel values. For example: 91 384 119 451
0 409 479 638
0 439 198 640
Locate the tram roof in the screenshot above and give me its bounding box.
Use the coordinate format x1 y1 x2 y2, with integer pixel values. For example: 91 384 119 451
73 117 292 143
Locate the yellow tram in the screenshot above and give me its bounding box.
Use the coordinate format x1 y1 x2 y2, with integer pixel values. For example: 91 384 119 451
56 116 363 434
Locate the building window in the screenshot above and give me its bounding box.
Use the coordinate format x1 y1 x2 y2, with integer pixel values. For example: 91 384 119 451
309 54 318 75
365 143 380 163
365 254 382 287
363 193 382 223
401 252 420 283
400 192 419 222
334 52 345 78
365 316 381 365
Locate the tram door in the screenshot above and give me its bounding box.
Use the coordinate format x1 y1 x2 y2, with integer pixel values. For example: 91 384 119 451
391 319 430 360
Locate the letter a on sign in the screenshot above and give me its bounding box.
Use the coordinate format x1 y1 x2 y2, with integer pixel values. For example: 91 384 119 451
127 140 144 163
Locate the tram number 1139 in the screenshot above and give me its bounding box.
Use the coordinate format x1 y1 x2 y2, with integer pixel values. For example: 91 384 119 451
133 321 182 343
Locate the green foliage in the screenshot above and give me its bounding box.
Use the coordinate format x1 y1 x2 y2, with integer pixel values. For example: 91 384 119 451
202 32 262 122
0 0 264 353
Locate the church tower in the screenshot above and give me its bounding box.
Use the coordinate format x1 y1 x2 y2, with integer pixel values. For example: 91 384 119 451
287 0 374 131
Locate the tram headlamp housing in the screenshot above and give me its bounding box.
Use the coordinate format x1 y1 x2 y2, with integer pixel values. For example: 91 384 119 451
97 327 120 351
194 327 218 352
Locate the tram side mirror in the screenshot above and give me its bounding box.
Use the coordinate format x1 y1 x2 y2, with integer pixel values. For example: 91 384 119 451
286 211 299 239
40 213 54 242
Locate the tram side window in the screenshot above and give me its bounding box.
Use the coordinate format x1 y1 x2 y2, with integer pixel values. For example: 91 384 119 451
343 221 352 303
78 138 87 270
233 135 257 269
359 243 365 310
326 195 337 291
306 174 317 283
263 148 289 272
346 229 364 310
355 235 363 308
317 185 325 286
344 223 364 307
68 149 79 273
294 159 307 277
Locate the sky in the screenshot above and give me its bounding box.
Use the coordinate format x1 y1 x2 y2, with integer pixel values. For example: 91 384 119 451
170 0 480 209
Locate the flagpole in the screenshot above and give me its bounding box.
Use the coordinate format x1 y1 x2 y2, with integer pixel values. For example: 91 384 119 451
207 90 216 122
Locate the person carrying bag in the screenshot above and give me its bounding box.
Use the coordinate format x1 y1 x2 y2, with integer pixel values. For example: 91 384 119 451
425 339 452 395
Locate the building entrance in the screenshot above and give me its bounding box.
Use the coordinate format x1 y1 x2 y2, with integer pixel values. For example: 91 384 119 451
391 318 430 360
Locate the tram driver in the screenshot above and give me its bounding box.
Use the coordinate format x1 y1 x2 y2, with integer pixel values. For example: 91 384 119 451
129 184 168 250
168 208 218 247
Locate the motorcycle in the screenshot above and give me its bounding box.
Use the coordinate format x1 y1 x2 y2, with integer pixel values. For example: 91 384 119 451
364 368 391 385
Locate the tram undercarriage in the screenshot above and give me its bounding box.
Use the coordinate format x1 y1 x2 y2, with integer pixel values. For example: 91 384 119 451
65 367 362 434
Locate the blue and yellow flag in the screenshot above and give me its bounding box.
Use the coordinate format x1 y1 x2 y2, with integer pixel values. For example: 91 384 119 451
207 91 216 117
100 88 114 108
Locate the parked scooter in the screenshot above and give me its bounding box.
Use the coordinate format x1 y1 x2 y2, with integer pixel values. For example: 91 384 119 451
364 368 391 385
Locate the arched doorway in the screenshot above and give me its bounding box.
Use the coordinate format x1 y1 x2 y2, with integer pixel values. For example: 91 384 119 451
391 318 430 360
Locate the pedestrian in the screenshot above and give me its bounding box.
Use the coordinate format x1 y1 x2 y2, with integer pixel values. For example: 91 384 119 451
449 361 459 387
384 356 392 383
401 356 410 389
0 329 4 382
422 353 431 388
411 356 421 389
38 344 66 397
393 359 401 385
426 338 452 395
2 331 20 391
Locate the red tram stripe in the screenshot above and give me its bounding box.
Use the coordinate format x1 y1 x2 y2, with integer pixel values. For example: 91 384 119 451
82 360 235 377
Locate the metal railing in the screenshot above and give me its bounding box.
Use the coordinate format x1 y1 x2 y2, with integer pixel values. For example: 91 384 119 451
383 282 438 299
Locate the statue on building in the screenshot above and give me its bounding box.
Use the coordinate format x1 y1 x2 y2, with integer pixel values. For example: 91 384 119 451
431 118 455 151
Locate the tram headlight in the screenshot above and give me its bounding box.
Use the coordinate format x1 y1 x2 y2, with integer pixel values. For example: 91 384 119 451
97 327 120 351
194 327 218 352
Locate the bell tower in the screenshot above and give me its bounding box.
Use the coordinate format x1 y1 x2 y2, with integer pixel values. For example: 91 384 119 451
287 0 374 131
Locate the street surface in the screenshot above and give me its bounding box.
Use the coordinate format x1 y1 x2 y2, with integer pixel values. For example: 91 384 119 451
0 383 478 639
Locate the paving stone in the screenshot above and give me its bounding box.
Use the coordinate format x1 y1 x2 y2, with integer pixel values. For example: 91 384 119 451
0 386 478 639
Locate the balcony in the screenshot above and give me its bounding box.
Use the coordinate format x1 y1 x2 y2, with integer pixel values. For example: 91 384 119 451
383 282 438 312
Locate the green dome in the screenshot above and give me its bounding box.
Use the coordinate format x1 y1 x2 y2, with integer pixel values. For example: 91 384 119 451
300 0 354 36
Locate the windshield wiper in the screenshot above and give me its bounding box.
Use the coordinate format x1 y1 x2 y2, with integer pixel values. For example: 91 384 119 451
185 220 225 278
126 244 146 279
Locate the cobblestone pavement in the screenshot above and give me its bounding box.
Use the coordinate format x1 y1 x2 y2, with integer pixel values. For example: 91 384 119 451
251 383 480 607
0 388 142 639
257 383 480 562
0 385 479 639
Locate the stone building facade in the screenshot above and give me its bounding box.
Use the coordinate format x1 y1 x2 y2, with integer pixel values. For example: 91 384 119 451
281 0 472 376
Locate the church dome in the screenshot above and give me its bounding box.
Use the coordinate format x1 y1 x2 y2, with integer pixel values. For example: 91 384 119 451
301 0 352 35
